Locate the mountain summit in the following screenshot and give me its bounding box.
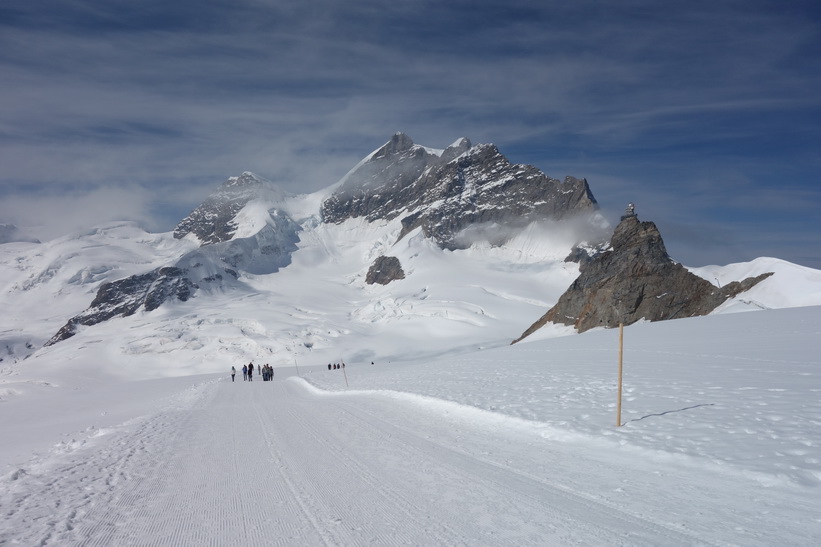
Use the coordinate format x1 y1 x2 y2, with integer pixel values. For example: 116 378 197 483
322 133 599 249
173 172 288 245
513 206 773 341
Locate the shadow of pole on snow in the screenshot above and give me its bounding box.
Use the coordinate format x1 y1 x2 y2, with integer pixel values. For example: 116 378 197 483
627 403 716 424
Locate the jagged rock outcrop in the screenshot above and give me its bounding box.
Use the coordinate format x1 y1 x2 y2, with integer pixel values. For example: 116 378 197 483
513 214 773 341
321 133 599 249
174 172 285 245
45 267 196 345
365 256 405 285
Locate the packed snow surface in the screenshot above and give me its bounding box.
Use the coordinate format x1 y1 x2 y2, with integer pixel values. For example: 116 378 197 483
2 306 819 545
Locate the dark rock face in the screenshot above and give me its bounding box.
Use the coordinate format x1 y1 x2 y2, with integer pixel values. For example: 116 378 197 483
321 133 599 249
45 267 197 345
174 172 270 245
514 215 773 341
321 133 447 225
365 256 405 285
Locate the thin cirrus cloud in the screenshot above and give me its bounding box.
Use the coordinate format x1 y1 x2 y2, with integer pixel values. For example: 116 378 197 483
0 0 819 267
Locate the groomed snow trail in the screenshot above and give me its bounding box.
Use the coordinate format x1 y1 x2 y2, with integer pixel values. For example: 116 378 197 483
2 376 719 546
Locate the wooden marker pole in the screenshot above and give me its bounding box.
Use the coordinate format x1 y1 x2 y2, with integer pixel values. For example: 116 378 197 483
294 357 300 377
617 322 624 427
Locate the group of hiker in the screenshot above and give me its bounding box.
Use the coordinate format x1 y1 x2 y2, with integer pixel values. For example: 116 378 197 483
229 359 376 382
230 362 275 382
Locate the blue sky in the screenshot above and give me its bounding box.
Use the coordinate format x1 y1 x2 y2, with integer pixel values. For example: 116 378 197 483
1 0 820 267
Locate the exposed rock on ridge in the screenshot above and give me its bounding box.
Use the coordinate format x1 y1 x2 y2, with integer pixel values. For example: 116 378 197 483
514 213 773 341
365 256 405 285
174 172 282 245
321 133 599 249
45 267 196 345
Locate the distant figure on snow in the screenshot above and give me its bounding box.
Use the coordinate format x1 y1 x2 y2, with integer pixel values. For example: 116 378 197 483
248 362 254 381
231 366 236 382
242 364 248 381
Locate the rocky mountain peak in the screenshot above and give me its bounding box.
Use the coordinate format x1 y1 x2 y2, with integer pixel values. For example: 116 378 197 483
173 172 283 245
440 137 472 163
514 209 773 340
224 171 266 189
607 214 671 267
322 133 601 249
373 132 416 159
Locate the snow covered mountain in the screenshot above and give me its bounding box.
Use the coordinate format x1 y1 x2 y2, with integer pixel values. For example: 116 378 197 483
321 133 599 248
2 133 821 378
3 134 821 546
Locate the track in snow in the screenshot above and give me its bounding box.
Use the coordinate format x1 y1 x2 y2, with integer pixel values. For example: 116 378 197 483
1 376 715 546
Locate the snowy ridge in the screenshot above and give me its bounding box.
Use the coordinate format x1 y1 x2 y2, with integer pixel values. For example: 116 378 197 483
689 257 821 312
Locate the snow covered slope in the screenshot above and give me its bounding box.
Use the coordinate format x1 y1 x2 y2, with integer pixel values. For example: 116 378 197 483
0 222 196 361
10 214 582 379
1 306 818 545
690 257 821 312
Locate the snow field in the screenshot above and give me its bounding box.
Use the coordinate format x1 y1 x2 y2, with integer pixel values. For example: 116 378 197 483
1 307 819 545
0 379 713 545
307 307 821 489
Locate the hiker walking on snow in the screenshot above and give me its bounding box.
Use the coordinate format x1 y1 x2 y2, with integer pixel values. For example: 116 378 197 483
248 362 254 381
231 366 236 382
242 364 248 381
